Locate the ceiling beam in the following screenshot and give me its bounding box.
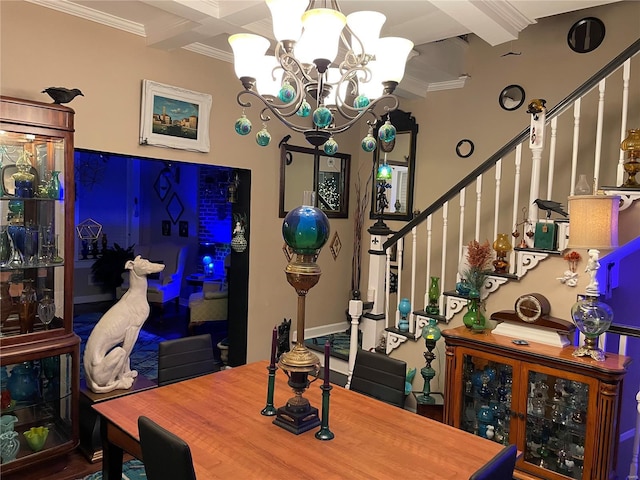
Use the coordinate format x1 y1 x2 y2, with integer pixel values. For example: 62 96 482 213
429 0 534 46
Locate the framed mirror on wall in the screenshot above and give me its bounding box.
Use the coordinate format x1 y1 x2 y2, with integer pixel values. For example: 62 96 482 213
370 110 418 222
279 143 350 218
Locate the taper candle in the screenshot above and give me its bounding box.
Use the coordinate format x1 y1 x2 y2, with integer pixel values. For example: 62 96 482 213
324 340 330 387
270 326 277 367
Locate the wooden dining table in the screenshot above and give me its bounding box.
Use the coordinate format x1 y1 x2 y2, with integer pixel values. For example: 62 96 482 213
93 361 505 479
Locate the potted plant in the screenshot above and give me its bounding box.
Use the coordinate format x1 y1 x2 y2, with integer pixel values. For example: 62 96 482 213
91 243 135 292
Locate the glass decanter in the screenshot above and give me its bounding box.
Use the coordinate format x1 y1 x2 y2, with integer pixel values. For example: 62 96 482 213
37 288 56 329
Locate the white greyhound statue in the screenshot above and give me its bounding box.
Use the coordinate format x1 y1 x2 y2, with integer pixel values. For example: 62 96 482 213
84 256 165 393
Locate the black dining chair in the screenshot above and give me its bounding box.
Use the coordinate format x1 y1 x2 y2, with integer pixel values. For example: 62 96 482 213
157 333 216 386
349 349 407 408
138 416 197 480
469 444 517 480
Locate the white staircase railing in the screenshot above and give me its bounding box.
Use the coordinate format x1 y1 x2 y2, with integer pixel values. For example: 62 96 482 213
348 39 640 354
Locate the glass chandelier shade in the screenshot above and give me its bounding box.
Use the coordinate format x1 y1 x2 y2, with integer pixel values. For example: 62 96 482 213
282 192 330 255
229 0 413 151
376 161 392 181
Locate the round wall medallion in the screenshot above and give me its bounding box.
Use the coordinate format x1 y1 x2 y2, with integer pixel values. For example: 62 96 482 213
568 17 605 53
456 139 474 158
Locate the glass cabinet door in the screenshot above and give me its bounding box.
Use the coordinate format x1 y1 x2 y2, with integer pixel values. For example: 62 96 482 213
460 352 516 446
523 369 589 479
0 353 74 464
0 132 66 338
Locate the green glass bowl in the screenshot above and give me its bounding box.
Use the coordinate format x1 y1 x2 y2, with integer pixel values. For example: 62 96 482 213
23 426 49 452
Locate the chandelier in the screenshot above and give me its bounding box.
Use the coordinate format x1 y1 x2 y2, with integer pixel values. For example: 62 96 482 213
228 0 414 155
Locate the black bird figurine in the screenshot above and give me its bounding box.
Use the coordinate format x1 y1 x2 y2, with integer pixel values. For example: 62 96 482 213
42 87 84 104
533 199 568 218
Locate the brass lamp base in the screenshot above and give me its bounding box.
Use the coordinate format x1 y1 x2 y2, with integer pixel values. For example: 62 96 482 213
573 337 605 361
273 370 321 435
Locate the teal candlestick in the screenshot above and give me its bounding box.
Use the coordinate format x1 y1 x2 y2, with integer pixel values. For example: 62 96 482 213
261 365 277 416
315 384 334 441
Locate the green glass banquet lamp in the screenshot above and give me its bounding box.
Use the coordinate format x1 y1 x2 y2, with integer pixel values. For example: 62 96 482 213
275 191 330 434
416 318 442 405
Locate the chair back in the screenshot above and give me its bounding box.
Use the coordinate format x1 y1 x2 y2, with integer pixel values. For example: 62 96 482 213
349 349 407 408
469 444 517 480
138 416 196 480
158 334 216 386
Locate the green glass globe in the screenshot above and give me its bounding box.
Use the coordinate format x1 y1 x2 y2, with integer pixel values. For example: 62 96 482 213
278 82 296 104
313 106 333 128
378 120 397 143
296 99 311 117
361 133 376 152
255 127 271 147
323 137 338 155
234 115 252 136
282 205 330 255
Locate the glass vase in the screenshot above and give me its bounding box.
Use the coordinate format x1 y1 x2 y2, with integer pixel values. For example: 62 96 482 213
398 297 411 332
37 289 56 329
621 128 640 187
463 295 486 331
18 279 37 334
574 173 591 195
48 170 62 200
427 276 440 315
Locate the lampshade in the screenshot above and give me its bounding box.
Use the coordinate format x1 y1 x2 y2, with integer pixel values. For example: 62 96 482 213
255 56 282 97
375 37 415 84
567 195 619 249
300 8 346 68
347 11 386 57
266 0 307 43
228 34 271 79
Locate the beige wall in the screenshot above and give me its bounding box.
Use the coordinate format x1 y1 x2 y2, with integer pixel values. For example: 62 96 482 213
0 0 356 363
1 1 638 366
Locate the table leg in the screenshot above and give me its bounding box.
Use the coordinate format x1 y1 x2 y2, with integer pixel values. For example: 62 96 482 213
100 416 124 480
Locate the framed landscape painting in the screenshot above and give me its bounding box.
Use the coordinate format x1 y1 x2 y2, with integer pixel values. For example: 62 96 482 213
139 80 212 152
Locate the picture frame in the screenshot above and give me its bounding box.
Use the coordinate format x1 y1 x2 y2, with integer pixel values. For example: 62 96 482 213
139 79 212 153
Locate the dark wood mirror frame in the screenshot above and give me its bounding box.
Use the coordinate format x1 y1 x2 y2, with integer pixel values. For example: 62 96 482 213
279 142 350 218
370 110 418 222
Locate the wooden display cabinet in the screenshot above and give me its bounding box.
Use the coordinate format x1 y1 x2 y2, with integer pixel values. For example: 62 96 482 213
0 96 79 475
442 326 630 480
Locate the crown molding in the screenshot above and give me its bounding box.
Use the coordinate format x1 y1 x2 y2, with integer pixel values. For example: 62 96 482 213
26 0 146 37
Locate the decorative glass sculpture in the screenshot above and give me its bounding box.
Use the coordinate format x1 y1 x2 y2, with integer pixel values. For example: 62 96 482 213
37 289 56 330
23 426 49 452
427 276 440 315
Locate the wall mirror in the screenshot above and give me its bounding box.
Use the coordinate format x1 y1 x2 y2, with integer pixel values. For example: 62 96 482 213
370 110 418 222
279 143 350 218
568 17 605 53
499 84 525 111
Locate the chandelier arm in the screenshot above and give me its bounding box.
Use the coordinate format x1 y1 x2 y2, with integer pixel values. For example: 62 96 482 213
237 89 308 134
329 95 399 135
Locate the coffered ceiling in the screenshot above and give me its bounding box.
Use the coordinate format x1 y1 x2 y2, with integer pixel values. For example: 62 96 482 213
26 0 620 98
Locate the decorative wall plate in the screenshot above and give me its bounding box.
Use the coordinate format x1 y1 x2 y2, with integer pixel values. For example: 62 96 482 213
330 231 341 260
166 192 184 224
